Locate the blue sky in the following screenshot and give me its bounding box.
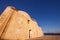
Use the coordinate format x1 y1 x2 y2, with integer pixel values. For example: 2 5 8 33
0 0 60 33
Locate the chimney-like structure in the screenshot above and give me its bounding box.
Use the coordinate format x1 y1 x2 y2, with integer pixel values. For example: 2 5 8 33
0 6 44 40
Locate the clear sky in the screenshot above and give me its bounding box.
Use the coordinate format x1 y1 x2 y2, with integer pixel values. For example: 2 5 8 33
0 0 60 33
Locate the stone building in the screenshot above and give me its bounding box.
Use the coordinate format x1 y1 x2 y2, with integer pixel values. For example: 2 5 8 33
0 6 44 40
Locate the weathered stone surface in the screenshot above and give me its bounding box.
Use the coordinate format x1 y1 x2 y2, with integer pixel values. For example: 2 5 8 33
0 6 15 37
0 6 44 40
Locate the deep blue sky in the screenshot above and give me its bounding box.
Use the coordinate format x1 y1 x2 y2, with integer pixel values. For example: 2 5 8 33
0 0 60 33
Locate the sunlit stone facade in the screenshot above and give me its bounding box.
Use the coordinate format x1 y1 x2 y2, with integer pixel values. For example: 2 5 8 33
0 6 44 40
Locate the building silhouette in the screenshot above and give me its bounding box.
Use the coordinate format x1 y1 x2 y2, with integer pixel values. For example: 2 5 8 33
0 6 43 40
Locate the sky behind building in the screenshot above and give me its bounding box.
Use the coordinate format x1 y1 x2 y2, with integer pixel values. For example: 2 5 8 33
0 0 60 33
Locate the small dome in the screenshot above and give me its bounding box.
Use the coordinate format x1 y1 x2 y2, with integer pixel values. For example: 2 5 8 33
18 10 31 18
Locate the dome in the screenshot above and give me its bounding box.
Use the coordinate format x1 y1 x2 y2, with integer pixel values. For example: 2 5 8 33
18 10 31 19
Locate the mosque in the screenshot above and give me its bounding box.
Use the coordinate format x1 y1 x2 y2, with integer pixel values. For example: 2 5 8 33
0 6 44 40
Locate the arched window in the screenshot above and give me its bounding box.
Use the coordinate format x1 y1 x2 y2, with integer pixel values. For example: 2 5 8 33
29 29 31 38
28 20 30 24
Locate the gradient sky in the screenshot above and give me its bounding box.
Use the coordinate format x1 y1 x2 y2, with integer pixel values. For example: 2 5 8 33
0 0 60 33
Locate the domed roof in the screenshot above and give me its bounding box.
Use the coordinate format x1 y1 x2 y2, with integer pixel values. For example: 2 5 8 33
18 10 31 19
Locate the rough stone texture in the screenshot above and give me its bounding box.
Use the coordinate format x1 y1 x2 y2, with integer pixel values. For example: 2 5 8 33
0 6 15 37
0 6 44 40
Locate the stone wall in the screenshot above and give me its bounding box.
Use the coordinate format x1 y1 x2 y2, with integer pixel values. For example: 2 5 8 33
0 6 44 40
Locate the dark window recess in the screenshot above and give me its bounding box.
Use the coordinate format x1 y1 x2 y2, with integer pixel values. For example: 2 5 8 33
29 29 31 38
28 20 30 24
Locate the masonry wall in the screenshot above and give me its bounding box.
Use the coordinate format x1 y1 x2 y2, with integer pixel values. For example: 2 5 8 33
0 6 44 40
0 6 15 37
